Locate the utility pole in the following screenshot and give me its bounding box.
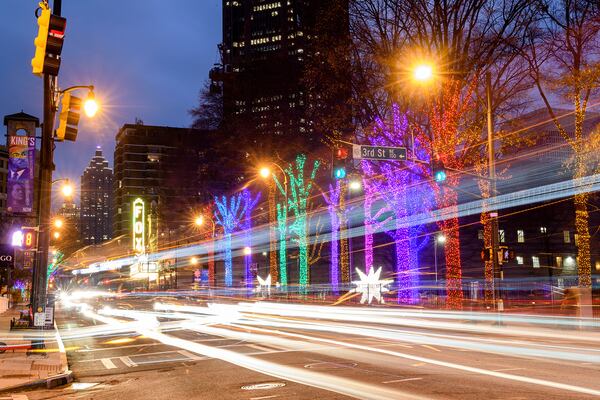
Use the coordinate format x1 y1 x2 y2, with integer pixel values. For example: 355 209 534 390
31 0 61 327
486 71 502 310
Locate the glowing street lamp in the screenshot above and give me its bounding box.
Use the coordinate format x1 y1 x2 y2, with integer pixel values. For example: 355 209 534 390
61 182 74 197
349 179 362 191
83 91 98 117
413 63 434 82
259 167 271 179
194 216 204 227
243 246 252 256
191 257 199 265
54 218 64 229
53 231 60 240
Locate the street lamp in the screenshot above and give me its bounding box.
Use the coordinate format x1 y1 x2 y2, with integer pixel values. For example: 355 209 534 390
413 63 434 83
349 178 362 191
191 257 199 265
53 218 63 229
258 162 288 284
434 234 446 284
243 246 252 256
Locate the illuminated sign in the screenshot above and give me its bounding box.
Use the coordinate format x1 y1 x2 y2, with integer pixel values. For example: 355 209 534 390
132 198 145 255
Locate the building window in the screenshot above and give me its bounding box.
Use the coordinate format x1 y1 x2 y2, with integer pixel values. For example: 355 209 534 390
516 256 524 265
564 256 575 267
517 230 525 243
574 234 579 246
499 229 505 243
478 230 484 240
563 230 570 243
540 226 547 234
532 256 540 268
596 261 600 271
556 256 562 267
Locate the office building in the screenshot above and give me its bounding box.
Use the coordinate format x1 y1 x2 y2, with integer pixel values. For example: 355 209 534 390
80 147 113 245
217 0 350 148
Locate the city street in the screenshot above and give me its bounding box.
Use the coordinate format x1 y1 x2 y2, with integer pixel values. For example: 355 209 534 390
11 293 600 399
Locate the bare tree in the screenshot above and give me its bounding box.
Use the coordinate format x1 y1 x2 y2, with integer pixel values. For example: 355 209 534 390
189 80 223 131
524 0 600 287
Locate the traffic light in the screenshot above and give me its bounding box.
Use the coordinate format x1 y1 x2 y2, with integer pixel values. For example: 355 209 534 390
431 158 447 183
499 246 516 264
333 147 349 180
31 6 66 76
480 247 492 262
56 93 81 141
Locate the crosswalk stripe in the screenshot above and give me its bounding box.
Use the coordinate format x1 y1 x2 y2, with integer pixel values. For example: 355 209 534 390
119 356 137 367
178 350 204 361
100 358 117 369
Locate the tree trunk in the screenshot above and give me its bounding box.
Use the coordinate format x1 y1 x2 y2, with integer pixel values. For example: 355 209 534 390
224 233 233 287
574 191 591 288
268 180 278 283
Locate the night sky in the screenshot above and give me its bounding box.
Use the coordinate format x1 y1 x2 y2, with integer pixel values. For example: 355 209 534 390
1 0 221 198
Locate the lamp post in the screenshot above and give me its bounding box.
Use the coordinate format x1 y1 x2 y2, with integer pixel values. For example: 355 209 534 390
434 234 446 284
259 162 288 284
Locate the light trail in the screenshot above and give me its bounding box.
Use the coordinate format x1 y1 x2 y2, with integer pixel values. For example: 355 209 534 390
79 304 428 400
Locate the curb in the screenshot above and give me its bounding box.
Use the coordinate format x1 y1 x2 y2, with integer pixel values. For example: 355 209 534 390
0 370 73 394
0 321 73 394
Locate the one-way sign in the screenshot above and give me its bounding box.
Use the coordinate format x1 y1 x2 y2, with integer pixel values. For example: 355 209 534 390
352 145 407 161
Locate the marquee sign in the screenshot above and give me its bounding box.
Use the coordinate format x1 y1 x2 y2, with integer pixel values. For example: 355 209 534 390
132 198 145 255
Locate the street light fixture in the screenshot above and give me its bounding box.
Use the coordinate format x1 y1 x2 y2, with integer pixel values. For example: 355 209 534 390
413 63 434 82
191 257 199 265
53 218 63 229
243 246 252 256
83 90 98 117
349 179 362 191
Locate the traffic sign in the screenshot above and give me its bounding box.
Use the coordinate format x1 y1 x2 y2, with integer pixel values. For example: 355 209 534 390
352 145 407 161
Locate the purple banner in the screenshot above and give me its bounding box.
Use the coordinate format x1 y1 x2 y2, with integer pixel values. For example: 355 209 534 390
7 135 35 214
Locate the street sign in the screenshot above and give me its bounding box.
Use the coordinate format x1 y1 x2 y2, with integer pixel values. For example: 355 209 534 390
352 145 407 161
34 312 45 327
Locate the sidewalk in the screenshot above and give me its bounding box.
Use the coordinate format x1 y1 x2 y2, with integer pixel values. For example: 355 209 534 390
0 306 71 393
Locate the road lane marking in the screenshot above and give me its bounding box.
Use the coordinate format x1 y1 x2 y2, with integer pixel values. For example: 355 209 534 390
421 345 441 352
247 344 280 353
250 396 279 400
494 368 524 372
178 350 204 360
411 362 426 367
382 378 423 384
119 356 137 367
100 358 117 369
76 337 227 352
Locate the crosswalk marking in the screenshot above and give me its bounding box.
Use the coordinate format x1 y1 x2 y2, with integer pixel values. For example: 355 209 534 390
119 356 137 367
178 350 203 360
100 358 117 369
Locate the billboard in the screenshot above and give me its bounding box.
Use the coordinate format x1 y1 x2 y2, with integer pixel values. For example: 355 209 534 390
7 135 35 213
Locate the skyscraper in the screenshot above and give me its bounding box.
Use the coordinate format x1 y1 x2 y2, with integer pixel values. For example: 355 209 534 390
217 0 350 148
80 147 113 245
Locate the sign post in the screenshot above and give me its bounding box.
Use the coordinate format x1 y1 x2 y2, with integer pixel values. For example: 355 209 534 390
352 145 407 161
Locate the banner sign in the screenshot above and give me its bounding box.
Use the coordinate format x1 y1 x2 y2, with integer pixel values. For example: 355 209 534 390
7 135 35 213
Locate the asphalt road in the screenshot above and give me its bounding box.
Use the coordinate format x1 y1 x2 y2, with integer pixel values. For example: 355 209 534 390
11 293 600 400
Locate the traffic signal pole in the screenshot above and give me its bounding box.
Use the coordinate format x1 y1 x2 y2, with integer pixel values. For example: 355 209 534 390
30 0 61 328
486 72 502 311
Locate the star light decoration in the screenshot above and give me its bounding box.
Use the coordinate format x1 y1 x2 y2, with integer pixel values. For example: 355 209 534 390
255 274 272 295
349 267 393 304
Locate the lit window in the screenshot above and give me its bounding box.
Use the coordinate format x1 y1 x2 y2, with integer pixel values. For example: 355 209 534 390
516 256 524 265
477 230 484 240
517 230 525 243
532 256 540 268
595 261 600 271
563 230 570 243
499 229 505 243
540 226 547 234
556 256 562 267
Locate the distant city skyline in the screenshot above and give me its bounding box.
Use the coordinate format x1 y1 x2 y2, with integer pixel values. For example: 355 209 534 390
0 0 221 186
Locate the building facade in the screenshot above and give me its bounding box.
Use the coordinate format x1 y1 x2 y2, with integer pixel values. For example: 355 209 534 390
112 124 223 239
217 0 350 150
0 145 7 215
80 147 113 245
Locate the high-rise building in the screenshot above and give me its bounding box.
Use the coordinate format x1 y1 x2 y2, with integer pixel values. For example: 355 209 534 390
80 147 113 245
217 0 350 148
57 199 80 233
113 124 231 239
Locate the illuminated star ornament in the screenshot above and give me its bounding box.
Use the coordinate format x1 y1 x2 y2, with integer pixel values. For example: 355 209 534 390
255 274 272 294
349 267 393 304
